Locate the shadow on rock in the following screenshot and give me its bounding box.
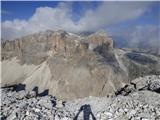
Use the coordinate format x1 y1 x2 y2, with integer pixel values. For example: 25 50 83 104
14 83 26 92
74 104 96 120
32 86 49 96
2 83 26 92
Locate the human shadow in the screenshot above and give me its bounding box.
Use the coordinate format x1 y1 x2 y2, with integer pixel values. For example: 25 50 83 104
73 104 96 120
32 86 49 96
14 83 26 92
2 84 51 97
2 83 26 92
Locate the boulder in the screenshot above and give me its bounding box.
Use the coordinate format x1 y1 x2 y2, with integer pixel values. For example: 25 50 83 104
131 75 160 93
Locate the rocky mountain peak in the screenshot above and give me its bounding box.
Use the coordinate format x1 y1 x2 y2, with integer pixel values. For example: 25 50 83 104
94 29 108 36
55 29 68 35
87 30 113 52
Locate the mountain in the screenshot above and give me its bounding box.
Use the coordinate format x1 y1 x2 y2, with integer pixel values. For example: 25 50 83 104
1 30 160 100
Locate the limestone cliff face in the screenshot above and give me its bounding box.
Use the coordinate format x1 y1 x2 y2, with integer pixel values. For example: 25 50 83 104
1 30 160 100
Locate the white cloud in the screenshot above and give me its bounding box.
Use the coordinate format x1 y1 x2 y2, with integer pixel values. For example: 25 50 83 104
112 24 160 54
128 25 160 49
78 2 151 31
2 1 152 40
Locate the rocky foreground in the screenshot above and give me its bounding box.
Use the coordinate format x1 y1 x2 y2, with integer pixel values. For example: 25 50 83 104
1 75 160 120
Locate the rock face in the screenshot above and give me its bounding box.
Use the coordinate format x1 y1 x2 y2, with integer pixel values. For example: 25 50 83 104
1 30 160 100
1 75 160 120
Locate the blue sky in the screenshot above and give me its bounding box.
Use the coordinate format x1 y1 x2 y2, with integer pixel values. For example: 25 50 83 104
2 1 101 21
2 1 158 24
2 1 59 21
1 1 160 41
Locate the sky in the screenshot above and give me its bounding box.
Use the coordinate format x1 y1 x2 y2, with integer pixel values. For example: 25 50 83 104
1 1 160 51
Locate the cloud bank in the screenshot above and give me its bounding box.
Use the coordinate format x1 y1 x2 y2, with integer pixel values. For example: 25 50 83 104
2 2 153 40
128 25 160 53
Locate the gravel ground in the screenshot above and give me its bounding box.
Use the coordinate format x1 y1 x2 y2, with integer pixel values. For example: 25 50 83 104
1 75 160 120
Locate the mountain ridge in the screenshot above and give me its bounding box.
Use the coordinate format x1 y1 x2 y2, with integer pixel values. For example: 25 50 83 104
1 30 160 100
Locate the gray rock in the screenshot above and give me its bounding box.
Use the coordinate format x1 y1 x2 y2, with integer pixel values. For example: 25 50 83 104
37 97 54 110
15 90 27 99
148 79 160 92
1 75 160 120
